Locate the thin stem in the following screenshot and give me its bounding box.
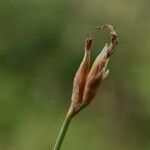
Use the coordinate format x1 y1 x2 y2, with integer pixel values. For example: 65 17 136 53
53 115 72 150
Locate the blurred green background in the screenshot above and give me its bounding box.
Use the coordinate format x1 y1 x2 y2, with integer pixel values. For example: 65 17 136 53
0 0 150 150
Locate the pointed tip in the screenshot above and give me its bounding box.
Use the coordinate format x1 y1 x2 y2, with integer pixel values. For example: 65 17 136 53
85 33 93 51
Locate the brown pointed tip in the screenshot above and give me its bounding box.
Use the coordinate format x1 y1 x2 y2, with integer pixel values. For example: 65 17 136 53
85 33 93 51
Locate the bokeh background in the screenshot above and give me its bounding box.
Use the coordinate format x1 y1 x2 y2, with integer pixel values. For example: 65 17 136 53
0 0 150 150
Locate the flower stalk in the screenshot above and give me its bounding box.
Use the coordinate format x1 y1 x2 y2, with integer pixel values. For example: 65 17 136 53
53 114 72 150
53 24 118 150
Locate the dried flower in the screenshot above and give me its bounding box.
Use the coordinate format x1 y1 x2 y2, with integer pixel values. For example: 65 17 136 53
68 34 93 116
68 24 118 116
53 24 119 150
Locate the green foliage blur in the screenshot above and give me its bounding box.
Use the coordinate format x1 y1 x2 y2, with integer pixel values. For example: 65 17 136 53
0 0 150 150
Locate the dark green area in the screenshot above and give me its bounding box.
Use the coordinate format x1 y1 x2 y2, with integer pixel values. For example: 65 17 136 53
0 0 150 149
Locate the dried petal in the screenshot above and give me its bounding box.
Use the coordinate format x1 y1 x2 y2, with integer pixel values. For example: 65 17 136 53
98 24 118 58
82 24 118 106
69 34 93 115
82 46 107 105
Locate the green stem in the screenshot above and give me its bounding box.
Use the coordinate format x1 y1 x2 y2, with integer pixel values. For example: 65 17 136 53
53 115 72 150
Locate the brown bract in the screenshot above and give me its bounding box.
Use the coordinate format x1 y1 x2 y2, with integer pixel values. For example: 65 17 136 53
69 34 93 116
68 24 118 117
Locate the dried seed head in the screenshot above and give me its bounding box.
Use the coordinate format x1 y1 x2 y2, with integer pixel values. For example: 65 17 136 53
68 24 118 116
